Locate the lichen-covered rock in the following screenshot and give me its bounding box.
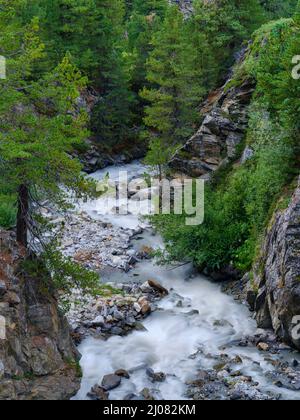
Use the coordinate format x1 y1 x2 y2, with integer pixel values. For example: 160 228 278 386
0 231 81 400
253 179 300 350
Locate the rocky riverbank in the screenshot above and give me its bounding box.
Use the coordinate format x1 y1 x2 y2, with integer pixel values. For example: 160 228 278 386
186 328 300 401
67 279 168 344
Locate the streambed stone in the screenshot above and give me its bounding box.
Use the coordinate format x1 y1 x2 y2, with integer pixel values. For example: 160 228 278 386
101 374 122 391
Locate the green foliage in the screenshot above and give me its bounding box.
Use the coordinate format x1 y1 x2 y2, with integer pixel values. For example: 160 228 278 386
260 0 298 18
0 195 16 229
154 120 295 272
190 0 265 92
141 5 204 168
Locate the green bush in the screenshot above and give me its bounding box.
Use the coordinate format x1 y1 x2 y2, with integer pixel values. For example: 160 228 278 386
153 112 295 272
0 194 17 229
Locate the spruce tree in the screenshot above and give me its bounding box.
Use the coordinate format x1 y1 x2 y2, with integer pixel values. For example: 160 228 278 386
141 5 203 174
0 9 93 247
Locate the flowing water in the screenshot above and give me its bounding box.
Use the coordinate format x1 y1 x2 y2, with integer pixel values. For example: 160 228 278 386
74 162 300 401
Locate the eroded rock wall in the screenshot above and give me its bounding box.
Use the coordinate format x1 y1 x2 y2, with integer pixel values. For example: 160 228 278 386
0 231 80 400
252 180 300 350
170 79 255 178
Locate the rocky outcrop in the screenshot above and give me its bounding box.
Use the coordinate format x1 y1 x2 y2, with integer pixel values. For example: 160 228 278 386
78 140 147 174
0 231 80 400
170 79 255 178
170 0 193 16
251 179 300 350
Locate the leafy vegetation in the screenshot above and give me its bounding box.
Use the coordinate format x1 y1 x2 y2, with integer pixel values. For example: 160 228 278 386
153 7 300 273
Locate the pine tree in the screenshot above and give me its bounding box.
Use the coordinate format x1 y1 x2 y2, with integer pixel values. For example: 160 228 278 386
191 0 265 91
125 0 168 126
0 9 93 247
141 5 203 174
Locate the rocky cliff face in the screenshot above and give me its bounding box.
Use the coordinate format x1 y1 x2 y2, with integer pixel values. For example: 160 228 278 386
0 231 80 400
252 180 300 350
170 78 255 178
170 0 193 16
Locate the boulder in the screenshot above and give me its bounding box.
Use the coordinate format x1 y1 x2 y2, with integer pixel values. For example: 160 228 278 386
87 385 109 401
148 280 169 296
115 369 130 379
257 342 270 352
101 374 122 391
146 368 166 383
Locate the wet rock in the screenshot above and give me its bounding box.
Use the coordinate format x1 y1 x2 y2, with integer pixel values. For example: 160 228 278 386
134 322 147 332
87 385 109 401
0 281 7 297
213 319 233 328
138 297 151 315
231 356 243 365
101 374 122 391
257 342 270 352
184 310 200 316
110 327 124 335
91 315 105 327
140 388 156 400
115 369 130 379
148 280 169 296
146 368 166 383
113 309 124 321
124 393 144 401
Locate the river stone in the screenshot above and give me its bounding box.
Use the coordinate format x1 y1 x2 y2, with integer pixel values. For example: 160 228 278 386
257 342 270 352
139 282 151 293
146 368 166 383
148 280 169 296
141 388 156 400
115 369 130 379
87 385 109 401
91 315 105 326
101 374 122 391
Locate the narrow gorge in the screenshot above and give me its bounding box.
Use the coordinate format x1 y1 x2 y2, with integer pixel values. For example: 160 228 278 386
0 0 300 402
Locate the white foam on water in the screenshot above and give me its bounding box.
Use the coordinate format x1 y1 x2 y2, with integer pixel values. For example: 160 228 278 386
74 162 300 401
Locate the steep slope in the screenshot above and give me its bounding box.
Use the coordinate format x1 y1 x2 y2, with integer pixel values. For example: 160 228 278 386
170 75 255 177
162 15 300 349
0 231 80 400
252 179 300 348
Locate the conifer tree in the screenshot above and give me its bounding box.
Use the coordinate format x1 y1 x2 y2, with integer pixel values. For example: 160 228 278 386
0 8 93 247
141 5 203 174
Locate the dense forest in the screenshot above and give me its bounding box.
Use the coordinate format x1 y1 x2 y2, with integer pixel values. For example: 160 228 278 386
0 0 299 277
1 0 300 403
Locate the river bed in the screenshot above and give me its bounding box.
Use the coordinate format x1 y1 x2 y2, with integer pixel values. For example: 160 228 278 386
73 162 300 401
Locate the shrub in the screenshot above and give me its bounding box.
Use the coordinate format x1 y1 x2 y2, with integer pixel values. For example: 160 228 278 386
0 195 16 229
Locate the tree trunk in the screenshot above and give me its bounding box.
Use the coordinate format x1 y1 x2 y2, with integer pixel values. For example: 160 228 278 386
16 184 29 248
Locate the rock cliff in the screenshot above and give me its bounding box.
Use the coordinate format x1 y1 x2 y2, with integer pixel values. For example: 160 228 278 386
0 231 80 400
170 78 255 178
252 180 300 350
